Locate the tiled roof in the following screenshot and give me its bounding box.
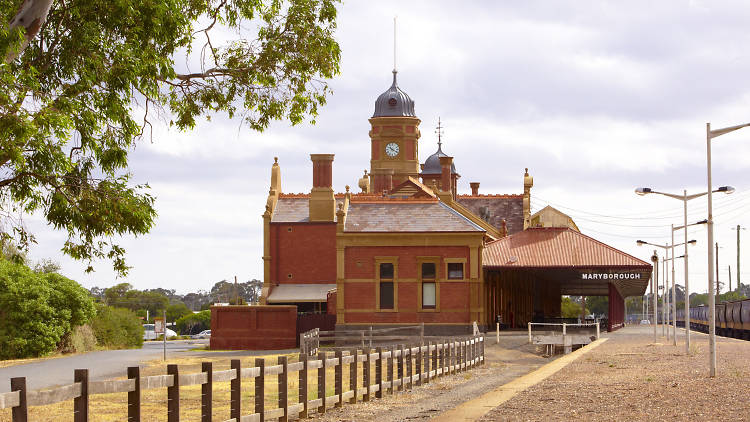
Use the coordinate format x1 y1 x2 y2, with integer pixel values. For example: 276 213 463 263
344 202 484 232
483 227 650 268
456 195 524 234
271 197 343 223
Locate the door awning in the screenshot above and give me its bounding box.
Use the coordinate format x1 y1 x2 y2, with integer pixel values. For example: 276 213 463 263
266 284 337 303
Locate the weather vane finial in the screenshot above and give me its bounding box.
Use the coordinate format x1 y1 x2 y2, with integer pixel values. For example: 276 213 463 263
393 16 397 73
435 117 444 148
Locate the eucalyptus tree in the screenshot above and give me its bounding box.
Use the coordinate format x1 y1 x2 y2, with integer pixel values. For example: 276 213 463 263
1 0 340 275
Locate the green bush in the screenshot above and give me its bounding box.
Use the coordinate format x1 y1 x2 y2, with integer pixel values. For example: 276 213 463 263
90 304 144 349
0 259 96 359
176 310 211 335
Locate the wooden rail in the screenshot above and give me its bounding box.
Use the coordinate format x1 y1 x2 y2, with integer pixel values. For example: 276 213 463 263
1 335 485 421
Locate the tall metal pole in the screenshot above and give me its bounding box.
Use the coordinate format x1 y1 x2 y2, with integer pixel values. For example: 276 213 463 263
706 122 717 377
653 250 658 343
716 242 721 295
663 252 667 337
738 225 741 290
671 225 677 345
683 190 691 353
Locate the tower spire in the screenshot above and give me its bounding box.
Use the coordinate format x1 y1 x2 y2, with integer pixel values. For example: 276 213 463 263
435 117 444 149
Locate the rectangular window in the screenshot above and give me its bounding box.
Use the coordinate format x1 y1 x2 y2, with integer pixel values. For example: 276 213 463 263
421 262 436 279
380 282 394 309
422 282 436 309
379 262 395 310
447 262 464 280
380 262 394 279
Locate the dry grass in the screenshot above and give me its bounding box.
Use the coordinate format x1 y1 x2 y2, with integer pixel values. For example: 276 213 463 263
0 349 412 421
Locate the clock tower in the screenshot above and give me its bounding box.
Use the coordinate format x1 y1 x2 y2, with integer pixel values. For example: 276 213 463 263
368 70 421 193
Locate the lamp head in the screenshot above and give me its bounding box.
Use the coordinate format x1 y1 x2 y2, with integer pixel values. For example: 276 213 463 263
688 239 697 245
636 240 647 246
717 185 735 194
635 187 652 196
696 219 708 225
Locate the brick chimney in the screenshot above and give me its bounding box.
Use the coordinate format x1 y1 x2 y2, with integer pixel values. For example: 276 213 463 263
470 182 480 196
371 168 394 194
309 154 335 222
439 156 453 195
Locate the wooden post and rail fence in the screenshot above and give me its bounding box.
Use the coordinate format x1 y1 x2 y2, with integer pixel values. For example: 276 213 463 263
300 324 426 356
0 334 484 421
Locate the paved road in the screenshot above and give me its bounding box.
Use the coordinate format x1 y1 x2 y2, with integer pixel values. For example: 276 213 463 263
0 340 208 393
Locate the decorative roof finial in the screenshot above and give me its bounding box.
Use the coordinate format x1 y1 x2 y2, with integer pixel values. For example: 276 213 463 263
435 117 444 149
393 16 397 73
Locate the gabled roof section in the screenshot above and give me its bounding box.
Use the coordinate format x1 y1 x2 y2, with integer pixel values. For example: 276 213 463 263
530 205 580 232
483 227 651 268
438 194 503 240
390 177 437 199
457 194 524 235
344 201 484 233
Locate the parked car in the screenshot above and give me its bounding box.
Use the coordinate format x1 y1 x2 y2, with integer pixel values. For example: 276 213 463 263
639 319 651 325
191 330 211 339
143 323 178 340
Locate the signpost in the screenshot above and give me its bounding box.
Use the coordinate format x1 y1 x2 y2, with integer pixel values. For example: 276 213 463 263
155 314 167 360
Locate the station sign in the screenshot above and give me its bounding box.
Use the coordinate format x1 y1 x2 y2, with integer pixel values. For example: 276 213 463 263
154 317 165 334
580 272 643 280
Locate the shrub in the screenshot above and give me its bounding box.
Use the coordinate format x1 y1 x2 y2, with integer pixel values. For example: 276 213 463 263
90 304 144 349
69 324 98 353
0 259 95 359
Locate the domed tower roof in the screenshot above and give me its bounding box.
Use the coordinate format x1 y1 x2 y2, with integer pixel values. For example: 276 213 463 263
373 71 416 118
422 142 457 175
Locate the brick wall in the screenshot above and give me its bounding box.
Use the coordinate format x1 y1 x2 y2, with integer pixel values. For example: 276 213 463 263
270 223 336 283
210 305 297 350
341 245 474 328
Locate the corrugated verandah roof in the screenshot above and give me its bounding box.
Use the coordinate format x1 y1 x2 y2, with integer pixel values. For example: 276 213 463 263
483 227 651 268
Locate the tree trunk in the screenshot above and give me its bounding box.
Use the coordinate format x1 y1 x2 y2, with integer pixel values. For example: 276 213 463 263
6 0 55 63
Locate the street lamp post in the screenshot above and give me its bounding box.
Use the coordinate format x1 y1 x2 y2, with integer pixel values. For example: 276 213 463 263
706 121 750 377
637 239 696 345
635 187 733 355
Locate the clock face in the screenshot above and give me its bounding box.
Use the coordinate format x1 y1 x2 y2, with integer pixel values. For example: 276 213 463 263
385 142 400 157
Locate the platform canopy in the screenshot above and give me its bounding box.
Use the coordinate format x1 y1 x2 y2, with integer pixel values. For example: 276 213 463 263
483 227 652 297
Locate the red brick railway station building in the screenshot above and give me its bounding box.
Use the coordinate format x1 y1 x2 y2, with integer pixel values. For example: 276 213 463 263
211 71 651 349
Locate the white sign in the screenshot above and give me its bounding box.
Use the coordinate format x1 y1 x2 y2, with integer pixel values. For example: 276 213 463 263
581 273 642 280
154 318 165 334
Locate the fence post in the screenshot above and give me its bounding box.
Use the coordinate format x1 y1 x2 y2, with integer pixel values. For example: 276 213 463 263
481 335 485 365
349 349 358 404
230 360 241 421
462 340 467 371
387 346 394 394
425 342 431 384
369 326 373 348
11 377 27 422
167 364 179 422
398 344 405 391
299 354 308 418
362 348 370 402
73 369 89 422
596 322 601 339
255 358 265 421
127 367 141 422
360 331 365 348
335 351 343 408
317 352 326 414
300 333 306 356
375 347 383 399
528 322 532 343
279 356 288 422
420 322 424 346
405 345 412 390
201 362 212 422
415 344 422 387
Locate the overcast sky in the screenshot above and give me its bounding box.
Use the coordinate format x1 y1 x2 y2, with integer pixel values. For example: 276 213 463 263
26 0 750 296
